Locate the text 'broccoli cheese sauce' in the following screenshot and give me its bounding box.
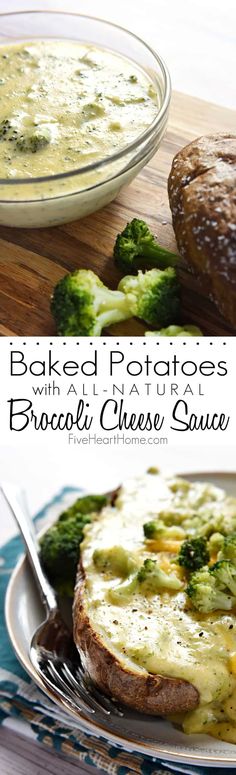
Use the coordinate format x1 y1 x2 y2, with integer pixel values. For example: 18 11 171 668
0 40 158 187
81 471 236 743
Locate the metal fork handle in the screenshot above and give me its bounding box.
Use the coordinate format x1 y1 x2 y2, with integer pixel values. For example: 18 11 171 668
1 482 57 613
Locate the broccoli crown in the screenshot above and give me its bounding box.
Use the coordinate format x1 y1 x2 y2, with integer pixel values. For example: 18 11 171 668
145 325 203 337
40 492 108 595
143 519 185 540
51 269 133 336
210 559 236 595
178 537 210 571
109 557 182 604
137 558 156 582
108 574 138 604
93 546 137 577
143 520 160 539
59 493 107 522
118 267 180 328
219 533 236 561
114 218 179 273
16 127 51 153
208 532 224 555
0 119 50 152
137 558 182 591
40 513 90 594
187 564 236 613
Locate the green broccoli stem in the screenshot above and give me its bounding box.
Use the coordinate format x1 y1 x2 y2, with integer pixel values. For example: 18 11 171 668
135 243 179 268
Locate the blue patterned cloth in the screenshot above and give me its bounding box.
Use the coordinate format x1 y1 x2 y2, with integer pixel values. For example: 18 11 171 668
0 487 235 774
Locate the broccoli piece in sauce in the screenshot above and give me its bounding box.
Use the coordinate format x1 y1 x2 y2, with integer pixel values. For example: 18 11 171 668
186 562 236 613
143 519 185 540
177 537 210 572
219 533 236 562
16 127 51 153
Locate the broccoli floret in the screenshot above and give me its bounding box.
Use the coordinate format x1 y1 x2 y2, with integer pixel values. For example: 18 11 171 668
208 532 225 555
0 119 51 152
40 513 91 597
109 557 182 604
210 560 236 595
93 546 137 577
177 537 210 571
108 574 138 603
143 520 161 539
143 519 185 540
82 102 105 121
114 218 179 273
118 267 180 328
186 564 236 613
16 127 51 153
137 558 183 592
59 493 107 521
145 325 203 337
51 269 134 336
40 492 108 596
143 520 164 539
219 534 236 561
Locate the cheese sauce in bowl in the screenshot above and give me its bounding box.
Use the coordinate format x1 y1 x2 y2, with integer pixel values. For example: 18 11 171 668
0 12 171 227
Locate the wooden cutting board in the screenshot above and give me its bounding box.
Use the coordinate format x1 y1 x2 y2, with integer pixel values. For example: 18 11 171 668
0 90 235 337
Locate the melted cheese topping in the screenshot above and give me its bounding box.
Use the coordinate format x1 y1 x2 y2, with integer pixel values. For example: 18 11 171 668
81 471 236 742
0 40 158 183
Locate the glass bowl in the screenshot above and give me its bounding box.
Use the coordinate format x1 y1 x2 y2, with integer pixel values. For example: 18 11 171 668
0 11 171 228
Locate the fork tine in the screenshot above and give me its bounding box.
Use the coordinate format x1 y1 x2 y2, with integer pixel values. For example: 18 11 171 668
75 664 124 717
43 659 95 716
40 666 87 716
63 662 111 716
46 659 94 713
47 658 112 718
85 681 124 718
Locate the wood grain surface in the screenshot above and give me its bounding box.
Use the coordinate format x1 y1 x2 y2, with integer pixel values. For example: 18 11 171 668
0 90 235 337
0 727 103 775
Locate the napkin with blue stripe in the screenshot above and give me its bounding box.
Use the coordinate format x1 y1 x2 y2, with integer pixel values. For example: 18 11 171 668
0 487 234 775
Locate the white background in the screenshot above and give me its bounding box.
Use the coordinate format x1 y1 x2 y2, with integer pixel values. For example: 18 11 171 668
0 2 235 773
0 0 235 108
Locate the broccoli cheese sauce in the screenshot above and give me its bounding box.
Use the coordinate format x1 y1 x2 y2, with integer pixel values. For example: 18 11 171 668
81 471 236 743
0 40 157 181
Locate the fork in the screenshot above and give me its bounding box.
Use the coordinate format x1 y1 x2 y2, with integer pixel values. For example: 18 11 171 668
1 483 123 719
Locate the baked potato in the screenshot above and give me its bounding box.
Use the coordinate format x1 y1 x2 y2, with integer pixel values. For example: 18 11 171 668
73 566 199 715
73 470 236 735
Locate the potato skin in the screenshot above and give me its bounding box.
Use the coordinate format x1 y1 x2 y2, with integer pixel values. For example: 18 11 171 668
73 565 199 715
168 133 236 327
